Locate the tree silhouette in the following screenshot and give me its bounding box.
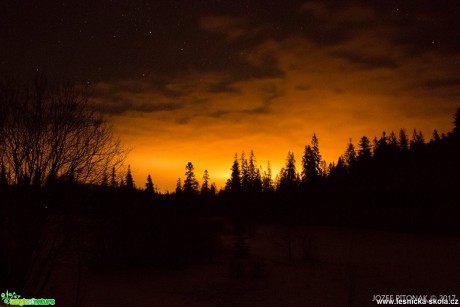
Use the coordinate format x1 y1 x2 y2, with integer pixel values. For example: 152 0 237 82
125 165 135 190
248 150 262 193
240 151 251 192
262 161 274 193
399 128 409 151
452 108 460 136
252 168 263 194
0 77 125 186
201 170 210 195
175 177 182 194
343 139 356 168
226 153 241 193
373 132 388 157
183 162 199 195
278 151 299 193
302 134 322 184
410 129 425 150
388 131 398 150
145 174 154 193
210 182 217 196
429 130 441 146
329 157 347 181
357 136 372 162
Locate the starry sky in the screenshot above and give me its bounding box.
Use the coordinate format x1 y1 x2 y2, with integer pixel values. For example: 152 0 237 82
2 0 460 192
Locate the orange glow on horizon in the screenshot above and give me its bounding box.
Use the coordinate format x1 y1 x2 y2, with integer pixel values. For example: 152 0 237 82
94 33 458 193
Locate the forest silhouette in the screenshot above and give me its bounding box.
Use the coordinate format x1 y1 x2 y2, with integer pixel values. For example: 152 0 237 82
1 79 459 304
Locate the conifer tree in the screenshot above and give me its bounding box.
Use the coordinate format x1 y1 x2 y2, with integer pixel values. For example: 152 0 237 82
240 151 250 192
450 108 460 144
210 182 216 196
329 157 347 179
226 153 241 193
248 151 256 183
410 129 425 150
252 167 262 193
183 162 199 195
201 169 210 195
262 161 274 193
145 174 154 193
373 132 388 157
125 164 135 189
399 129 409 151
302 134 322 184
453 108 460 136
431 129 441 144
247 150 262 193
176 177 182 194
357 136 372 162
278 151 299 193
343 139 356 167
388 131 398 149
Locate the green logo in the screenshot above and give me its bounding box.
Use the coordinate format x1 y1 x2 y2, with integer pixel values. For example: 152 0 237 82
1 290 55 306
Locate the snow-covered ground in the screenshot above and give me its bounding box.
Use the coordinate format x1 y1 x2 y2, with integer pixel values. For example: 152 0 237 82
47 224 460 306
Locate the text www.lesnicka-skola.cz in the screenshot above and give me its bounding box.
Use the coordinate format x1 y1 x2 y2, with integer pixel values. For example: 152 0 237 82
372 295 459 305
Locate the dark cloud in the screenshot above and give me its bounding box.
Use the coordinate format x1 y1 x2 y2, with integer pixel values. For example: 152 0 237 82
296 84 311 91
332 51 400 70
96 98 183 115
207 84 282 118
3 0 459 85
207 81 240 94
422 77 460 89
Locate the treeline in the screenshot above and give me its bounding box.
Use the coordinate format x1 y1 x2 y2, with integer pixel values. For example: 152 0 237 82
1 77 459 217
85 108 460 234
106 109 460 206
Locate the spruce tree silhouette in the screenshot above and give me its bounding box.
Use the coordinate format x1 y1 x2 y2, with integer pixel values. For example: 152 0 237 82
201 170 210 195
175 177 182 194
388 131 398 150
240 151 251 193
145 174 154 193
343 139 356 168
278 151 299 194
357 136 372 162
248 150 262 194
399 128 409 151
373 132 388 158
431 130 441 145
450 108 460 141
329 157 347 181
262 161 274 193
125 165 135 190
183 162 199 195
210 182 217 196
410 129 425 151
302 134 322 185
226 153 241 194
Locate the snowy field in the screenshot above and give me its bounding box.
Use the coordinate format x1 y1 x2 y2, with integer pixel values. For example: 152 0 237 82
46 223 460 307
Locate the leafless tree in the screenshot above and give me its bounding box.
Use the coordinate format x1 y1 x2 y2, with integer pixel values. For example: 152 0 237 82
0 77 125 186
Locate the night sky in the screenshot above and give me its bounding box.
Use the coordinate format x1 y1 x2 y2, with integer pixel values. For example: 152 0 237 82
2 1 460 191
